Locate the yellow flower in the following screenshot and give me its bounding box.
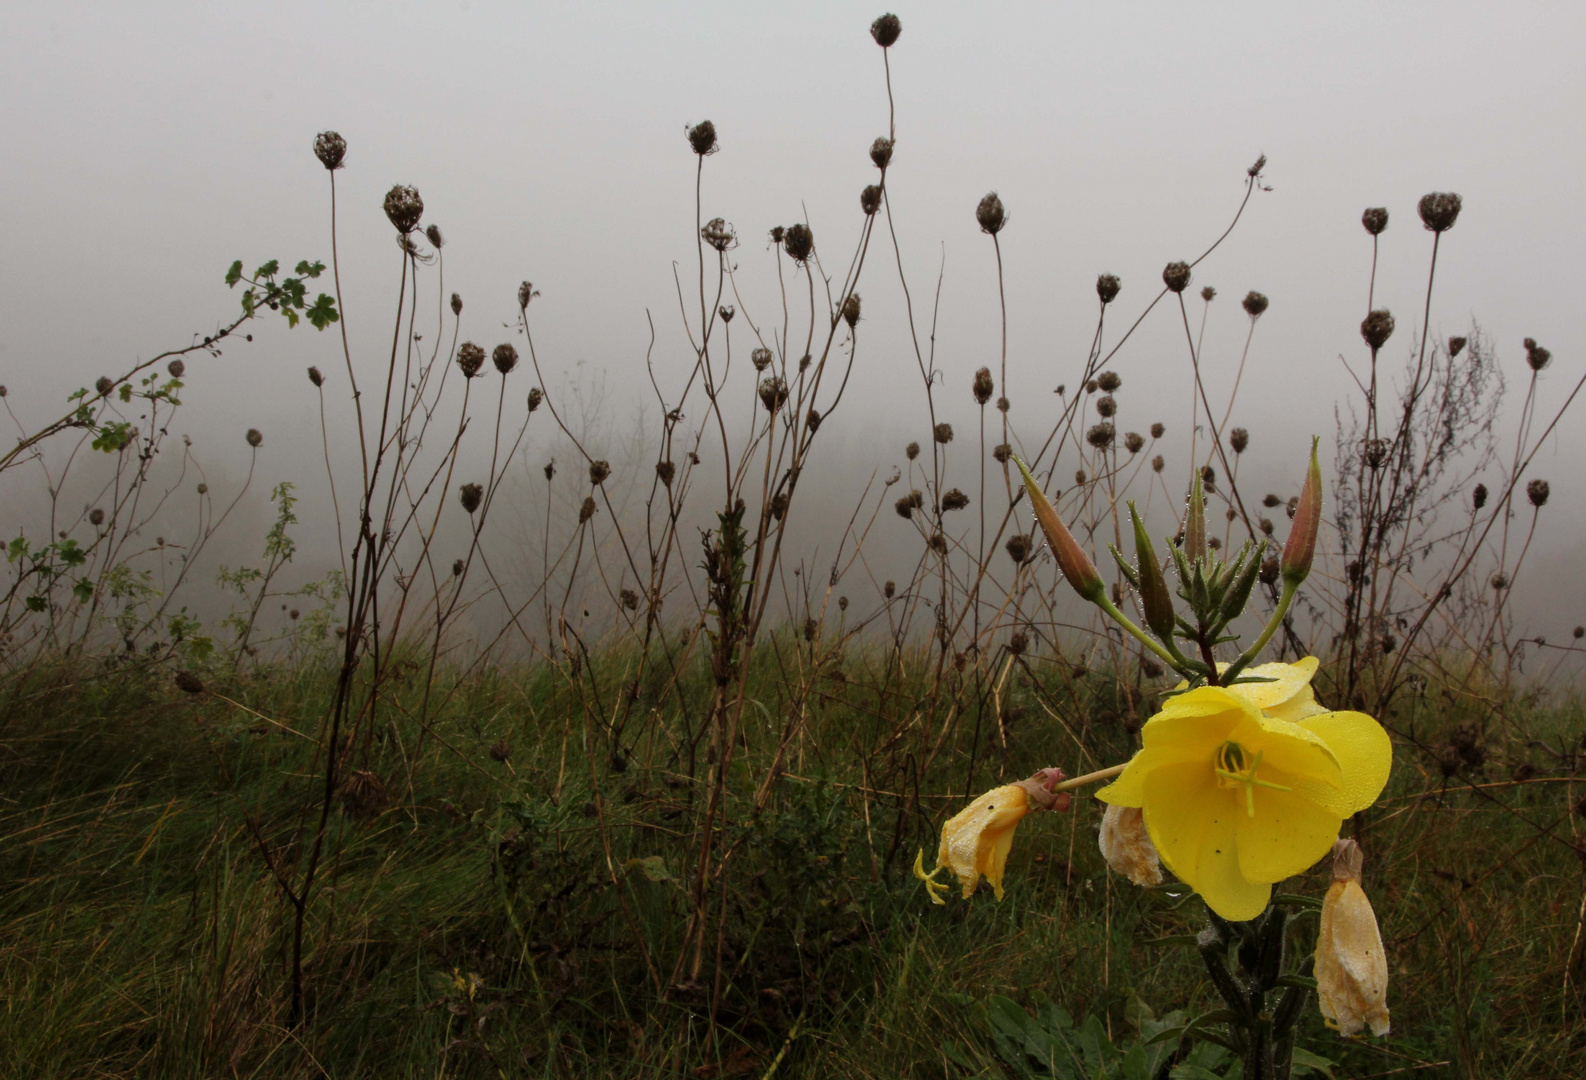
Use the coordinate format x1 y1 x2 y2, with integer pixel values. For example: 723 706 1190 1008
1179 656 1329 724
915 772 1066 903
1099 804 1162 887
1095 685 1391 921
1316 839 1390 1037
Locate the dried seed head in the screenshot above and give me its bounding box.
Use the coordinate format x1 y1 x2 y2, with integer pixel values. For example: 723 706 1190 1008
1096 395 1116 418
1524 337 1552 371
95 376 114 396
782 223 814 263
1208 537 1222 551
894 495 914 520
589 460 611 485
656 460 675 486
1247 153 1267 177
1200 464 1216 487
687 120 718 156
883 580 896 598
870 12 902 46
996 396 1009 413
941 488 970 511
1201 286 1217 302
457 341 485 378
425 223 444 249
518 281 539 309
452 558 465 576
1096 273 1121 304
197 482 208 494
620 588 639 611
806 408 822 431
175 670 206 694
869 136 894 169
769 225 785 244
1259 554 1280 584
975 192 1006 235
1162 261 1191 293
860 183 882 216
1141 656 1163 678
1124 431 1144 454
307 365 324 387
0 386 6 397
973 366 994 404
1362 438 1388 469
758 376 789 411
719 304 734 323
313 131 347 170
488 740 512 762
1152 454 1165 473
89 508 105 526
701 217 736 251
770 492 789 519
1417 191 1463 233
1074 469 1088 484
1527 478 1550 507
459 482 483 513
1230 427 1249 454
167 359 185 378
1087 422 1115 449
751 347 772 371
1242 290 1269 318
1448 336 1466 358
906 441 920 460
492 343 519 375
1575 626 1584 640
798 353 812 373
1006 533 1033 564
1287 495 1299 519
246 428 263 448
929 531 948 554
1085 379 1098 394
1259 517 1274 536
527 387 543 412
933 422 954 444
1360 309 1395 351
1009 630 1028 656
1361 207 1388 235
1262 493 1281 507
451 292 463 316
574 495 597 524
992 442 1011 463
1225 507 1238 522
842 292 862 328
837 595 849 612
544 461 555 480
1472 483 1488 510
1150 422 1165 439
1097 371 1121 392
383 185 423 234
1490 571 1508 591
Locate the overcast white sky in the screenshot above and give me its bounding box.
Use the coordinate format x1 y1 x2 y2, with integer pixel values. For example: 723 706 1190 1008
4 1 1584 644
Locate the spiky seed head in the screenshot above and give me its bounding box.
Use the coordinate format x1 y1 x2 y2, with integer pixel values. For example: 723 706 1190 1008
1162 261 1191 293
1096 395 1116 418
1360 309 1395 350
307 365 323 387
1524 338 1552 371
870 13 902 47
1087 422 1115 449
313 131 346 171
933 422 954 444
518 281 538 309
246 428 263 447
451 292 463 316
1361 207 1388 235
459 482 483 513
842 292 862 328
701 217 736 251
1448 336 1466 358
589 460 611 486
1152 454 1165 473
1006 533 1033 564
457 342 486 378
941 488 970 511
906 441 920 460
383 185 423 233
1242 290 1269 317
425 223 444 249
1096 273 1121 304
492 343 519 375
869 137 894 170
973 366 994 404
1230 427 1249 454
527 387 543 412
1150 422 1165 439
975 192 1006 235
1201 286 1217 302
1418 191 1463 233
751 347 773 371
687 120 718 156
860 184 882 216
1527 478 1550 507
1124 431 1144 454
1097 371 1121 392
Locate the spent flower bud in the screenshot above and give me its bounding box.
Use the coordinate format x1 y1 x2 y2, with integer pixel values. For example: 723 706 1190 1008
1162 261 1191 293
1315 839 1391 1038
1096 274 1121 304
1361 309 1395 351
1242 290 1269 317
383 185 423 234
687 120 718 156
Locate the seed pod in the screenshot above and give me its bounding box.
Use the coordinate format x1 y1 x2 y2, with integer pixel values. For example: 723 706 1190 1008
383 185 423 233
425 223 444 249
589 460 611 486
492 343 519 375
996 396 1009 413
544 461 555 480
1096 273 1121 304
1162 261 1191 293
719 305 734 323
751 347 773 371
1472 483 1488 510
870 12 901 47
457 342 486 378
973 367 994 404
656 460 675 486
770 492 789 519
1005 533 1033 564
941 488 970 511
96 376 114 396
197 483 208 494
758 376 788 411
1097 371 1121 392
782 223 814 263
806 409 822 431
1448 336 1466 358
1201 286 1216 302
842 292 862 328
1417 191 1462 233
1094 394 1117 419
1150 422 1166 440
620 588 639 611
1229 427 1249 454
1524 337 1552 371
453 558 465 576
1281 439 1323 585
934 422 954 445
167 359 185 378
929 532 948 554
1361 207 1388 235
1124 432 1144 454
518 281 538 309
884 580 896 598
687 120 718 156
992 443 1011 463
701 217 736 251
246 428 263 448
314 131 347 171
860 184 882 216
451 292 463 316
1242 290 1269 318
904 440 920 461
527 387 543 412
1527 479 1550 507
975 192 1006 235
1360 309 1395 351
1362 438 1388 469
579 496 597 523
459 482 483 513
1086 422 1115 448
869 137 894 169
307 366 324 387
1152 455 1164 473
89 508 105 526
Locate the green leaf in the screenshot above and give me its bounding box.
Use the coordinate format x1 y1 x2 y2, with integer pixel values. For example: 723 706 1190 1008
624 855 678 885
118 383 132 402
1289 1047 1336 1078
25 595 47 612
72 579 94 604
306 294 339 330
8 536 29 563
253 259 279 279
57 540 86 567
225 259 243 287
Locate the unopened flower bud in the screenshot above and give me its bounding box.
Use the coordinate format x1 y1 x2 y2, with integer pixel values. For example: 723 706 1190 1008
1162 261 1191 293
1417 191 1462 233
1015 457 1104 603
527 387 543 412
842 292 862 328
1361 207 1388 235
975 192 1006 235
425 223 444 249
1281 438 1322 585
451 292 463 316
1361 309 1395 351
1096 273 1121 304
1316 839 1390 1038
1099 804 1162 887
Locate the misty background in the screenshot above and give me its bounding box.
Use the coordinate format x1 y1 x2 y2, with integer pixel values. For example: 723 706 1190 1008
4 0 1584 655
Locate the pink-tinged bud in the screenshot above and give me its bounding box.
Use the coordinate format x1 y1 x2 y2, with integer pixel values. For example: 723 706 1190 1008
1281 438 1322 586
1015 457 1104 602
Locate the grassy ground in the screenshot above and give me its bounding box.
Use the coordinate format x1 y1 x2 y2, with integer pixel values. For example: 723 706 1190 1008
2 646 1583 1079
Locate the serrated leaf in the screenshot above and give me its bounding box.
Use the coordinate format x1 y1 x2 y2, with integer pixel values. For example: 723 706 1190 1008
225 259 243 286
306 294 339 330
254 259 279 279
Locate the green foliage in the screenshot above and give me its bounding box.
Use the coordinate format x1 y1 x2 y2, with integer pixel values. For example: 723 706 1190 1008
226 256 336 330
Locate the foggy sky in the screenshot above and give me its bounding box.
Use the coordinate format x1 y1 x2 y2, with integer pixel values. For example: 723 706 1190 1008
4 1 1585 650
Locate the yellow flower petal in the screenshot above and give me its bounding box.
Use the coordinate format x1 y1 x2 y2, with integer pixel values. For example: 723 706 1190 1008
1232 784 1345 884
1141 761 1270 921
1317 879 1391 1037
936 784 1029 899
981 822 1019 900
1229 657 1320 711
1139 686 1250 754
1295 711 1393 817
1095 745 1196 807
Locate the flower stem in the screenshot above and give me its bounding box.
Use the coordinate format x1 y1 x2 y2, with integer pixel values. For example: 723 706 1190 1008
1222 578 1298 685
1094 592 1184 673
1051 762 1128 793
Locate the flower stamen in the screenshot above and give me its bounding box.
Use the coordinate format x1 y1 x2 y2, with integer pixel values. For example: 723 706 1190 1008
913 848 949 905
1214 742 1293 817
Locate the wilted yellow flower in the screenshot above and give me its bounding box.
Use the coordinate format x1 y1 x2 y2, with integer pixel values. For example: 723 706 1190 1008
1095 685 1391 920
1316 839 1390 1037
915 771 1067 903
1099 804 1162 887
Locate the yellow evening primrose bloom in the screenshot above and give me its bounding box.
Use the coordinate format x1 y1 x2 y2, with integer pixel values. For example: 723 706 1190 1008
1095 684 1391 921
1177 656 1329 724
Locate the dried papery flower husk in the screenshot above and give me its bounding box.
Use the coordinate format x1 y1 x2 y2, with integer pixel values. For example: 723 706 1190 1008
883 580 896 598
1448 336 1466 358
492 343 519 375
973 367 994 404
1096 371 1121 392
1362 438 1389 469
1527 479 1550 507
89 508 105 526
1152 455 1164 473
992 442 1011 463
933 422 954 445
655 460 675 486
518 281 539 309
1098 805 1162 887
383 185 423 234
1524 337 1552 371
1005 533 1033 564
451 292 463 316
1316 839 1391 1038
1124 431 1144 454
906 441 920 460
246 428 263 448
842 292 862 328
869 136 894 169
1243 290 1269 317
1150 422 1165 439
527 387 543 412
1086 422 1115 449
459 483 482 513
1096 395 1116 418
579 496 597 523
589 460 611 486
452 558 465 577
1360 309 1395 351
1162 261 1191 293
313 131 347 171
751 347 773 371
719 304 734 323
860 184 882 216
870 13 901 47
975 192 1006 235
457 342 485 378
1417 191 1462 233
1230 427 1249 454
1361 207 1388 235
307 366 324 387
1096 273 1121 304
770 492 789 519
96 376 114 396
425 223 444 249
758 377 789 411
701 217 736 251
941 488 970 511
1472 483 1488 509
805 409 822 431
687 120 718 156
782 223 814 263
